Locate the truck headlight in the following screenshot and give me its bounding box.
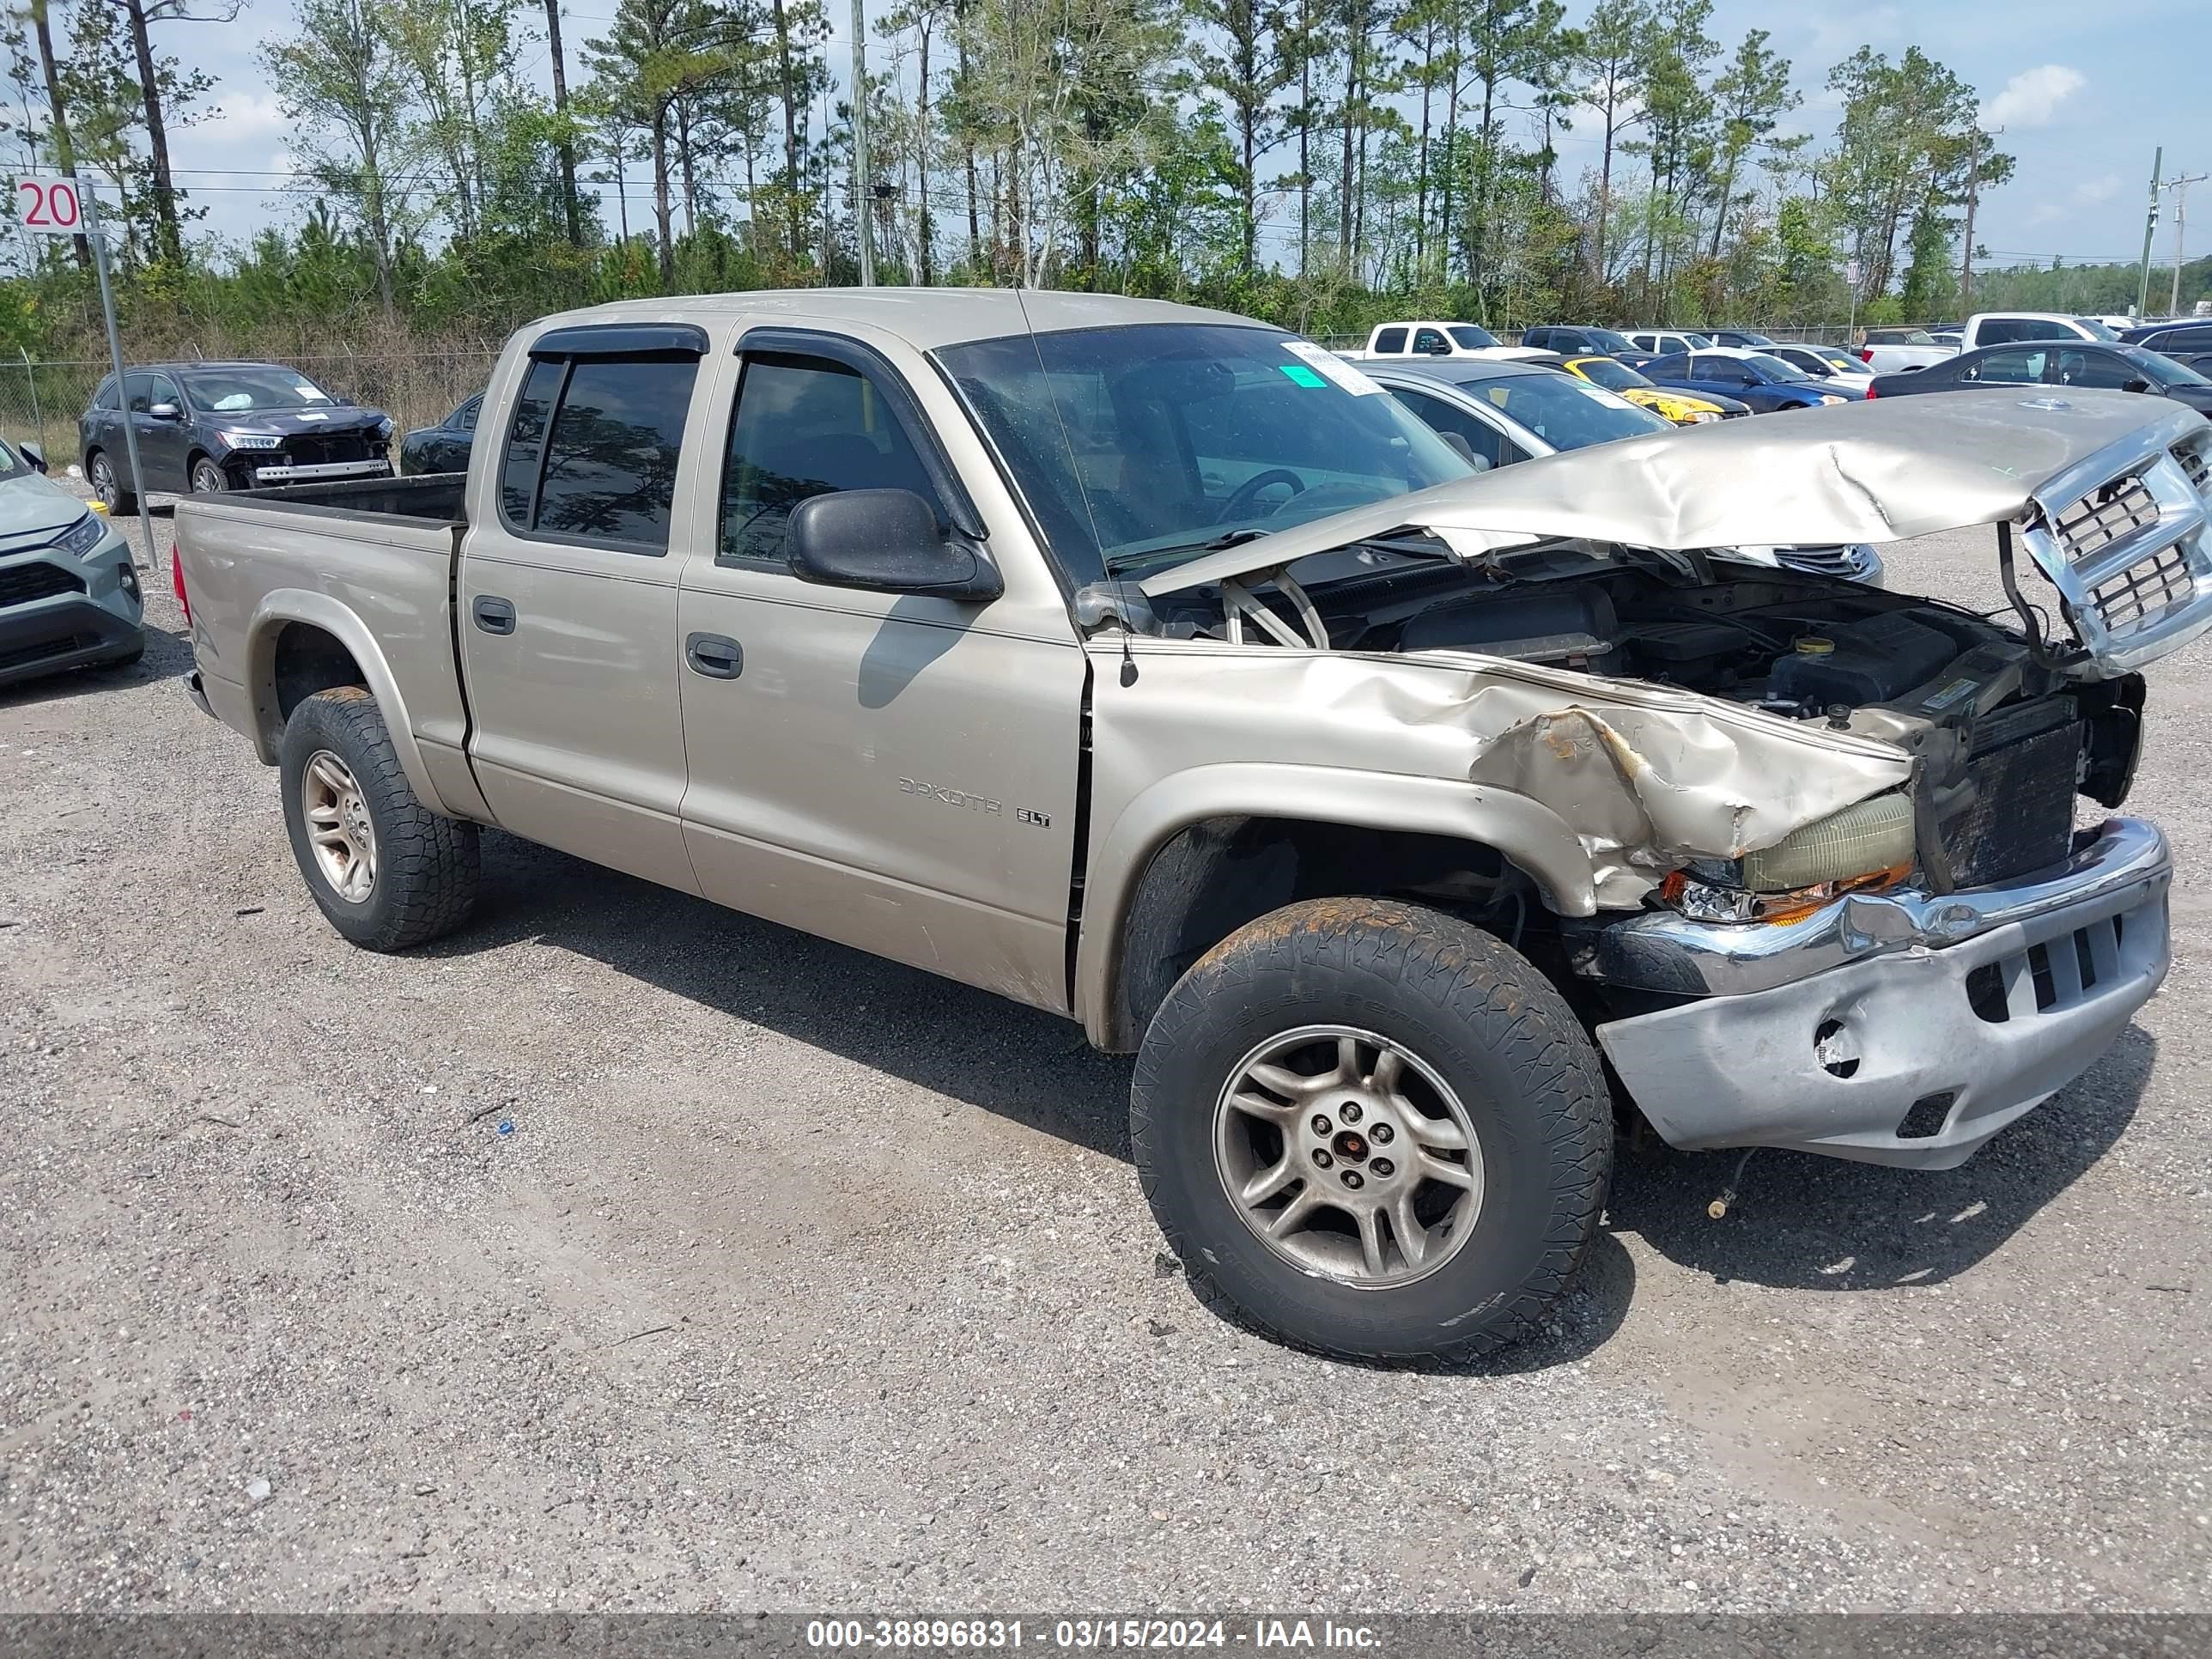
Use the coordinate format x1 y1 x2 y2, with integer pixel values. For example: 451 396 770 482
373 416 394 440
222 432 284 450
1662 793 1916 923
55 510 107 558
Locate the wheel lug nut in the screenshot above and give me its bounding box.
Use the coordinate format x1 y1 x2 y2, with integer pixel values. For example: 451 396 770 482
1310 1115 1333 1136
1312 1149 1333 1168
1371 1157 1395 1177
1370 1122 1394 1144
1340 1170 1364 1190
1340 1103 1363 1125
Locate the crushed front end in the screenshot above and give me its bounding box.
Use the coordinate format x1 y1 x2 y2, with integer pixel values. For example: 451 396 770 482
1587 417 2210 1166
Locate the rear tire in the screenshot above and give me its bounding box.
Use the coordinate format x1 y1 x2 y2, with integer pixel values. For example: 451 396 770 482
1131 897 1613 1364
279 686 479 951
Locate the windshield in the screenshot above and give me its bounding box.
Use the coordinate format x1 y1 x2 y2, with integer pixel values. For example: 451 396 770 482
937 325 1470 580
182 367 339 413
1871 329 1936 345
1570 356 1649 392
1453 372 1670 448
1448 325 1498 349
1742 352 1812 382
1579 328 1638 354
2075 318 2120 342
2131 348 2209 387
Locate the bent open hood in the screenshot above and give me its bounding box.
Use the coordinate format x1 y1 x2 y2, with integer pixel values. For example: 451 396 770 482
1142 390 2212 599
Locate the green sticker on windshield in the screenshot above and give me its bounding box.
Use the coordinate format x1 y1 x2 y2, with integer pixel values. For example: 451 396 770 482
1279 364 1328 388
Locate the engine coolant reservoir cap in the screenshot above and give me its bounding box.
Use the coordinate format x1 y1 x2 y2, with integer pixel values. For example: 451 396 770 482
1795 635 1836 657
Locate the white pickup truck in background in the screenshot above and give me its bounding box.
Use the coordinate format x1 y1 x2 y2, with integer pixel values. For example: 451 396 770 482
1858 313 2127 376
1344 320 1550 362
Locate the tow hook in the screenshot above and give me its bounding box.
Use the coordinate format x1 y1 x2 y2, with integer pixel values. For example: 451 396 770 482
1707 1149 1760 1219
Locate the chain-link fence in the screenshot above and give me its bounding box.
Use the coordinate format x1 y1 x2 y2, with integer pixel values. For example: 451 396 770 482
0 349 502 471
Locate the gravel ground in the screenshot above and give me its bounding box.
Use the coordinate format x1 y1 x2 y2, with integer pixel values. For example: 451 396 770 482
2 505 2209 1614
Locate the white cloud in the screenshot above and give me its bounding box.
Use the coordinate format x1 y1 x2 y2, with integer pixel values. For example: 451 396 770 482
203 93 290 143
1982 65 2086 130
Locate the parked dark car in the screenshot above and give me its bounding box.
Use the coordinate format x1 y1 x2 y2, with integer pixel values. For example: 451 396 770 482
2118 319 2212 377
1706 328 1777 349
1640 349 1854 412
1516 325 1657 368
78 362 394 513
1867 342 2212 416
400 392 482 475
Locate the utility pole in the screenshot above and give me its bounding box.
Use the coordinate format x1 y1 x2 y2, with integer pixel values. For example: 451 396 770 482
1959 125 1999 307
2165 172 2209 318
2137 148 2163 320
851 0 872 286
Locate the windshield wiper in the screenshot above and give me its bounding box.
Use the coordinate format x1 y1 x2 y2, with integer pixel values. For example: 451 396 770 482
1106 526 1272 575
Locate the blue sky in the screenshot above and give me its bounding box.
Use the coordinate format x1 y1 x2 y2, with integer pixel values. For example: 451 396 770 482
156 0 2207 274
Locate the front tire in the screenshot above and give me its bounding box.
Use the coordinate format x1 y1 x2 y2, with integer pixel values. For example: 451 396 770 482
279 686 480 951
189 457 228 494
88 451 136 515
1132 897 1613 1364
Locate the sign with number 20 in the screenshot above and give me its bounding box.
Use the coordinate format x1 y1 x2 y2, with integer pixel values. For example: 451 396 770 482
15 176 84 234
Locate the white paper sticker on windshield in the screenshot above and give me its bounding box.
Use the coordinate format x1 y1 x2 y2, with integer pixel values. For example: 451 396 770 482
1284 339 1386 396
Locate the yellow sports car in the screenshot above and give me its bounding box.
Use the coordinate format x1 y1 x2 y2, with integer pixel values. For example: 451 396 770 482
1559 355 1735 423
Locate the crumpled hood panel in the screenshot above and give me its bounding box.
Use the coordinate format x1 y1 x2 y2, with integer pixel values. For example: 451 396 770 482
1144 391 2212 597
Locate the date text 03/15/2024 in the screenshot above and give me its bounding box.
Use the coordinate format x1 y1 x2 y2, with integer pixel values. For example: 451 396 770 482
804 1620 1384 1650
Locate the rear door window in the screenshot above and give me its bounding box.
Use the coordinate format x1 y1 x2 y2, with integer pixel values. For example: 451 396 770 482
1372 327 1407 355
1970 348 2050 384
498 355 697 553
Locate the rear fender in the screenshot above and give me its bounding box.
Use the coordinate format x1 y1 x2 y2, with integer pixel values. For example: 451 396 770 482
245 589 452 816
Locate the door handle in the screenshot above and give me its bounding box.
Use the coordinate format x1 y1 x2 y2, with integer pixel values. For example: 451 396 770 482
685 632 743 679
472 595 516 635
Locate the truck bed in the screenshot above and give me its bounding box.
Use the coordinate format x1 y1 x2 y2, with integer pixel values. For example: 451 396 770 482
214 471 468 526
173 471 472 792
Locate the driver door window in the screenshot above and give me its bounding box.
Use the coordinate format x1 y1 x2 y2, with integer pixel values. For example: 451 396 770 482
720 354 945 565
1411 328 1449 355
1693 356 1752 386
1395 389 1525 470
2054 349 2132 388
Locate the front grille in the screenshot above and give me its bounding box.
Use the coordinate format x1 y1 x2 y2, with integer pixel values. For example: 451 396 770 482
0 560 85 607
281 433 372 466
2090 542 2194 636
1966 904 2149 1025
1943 720 2081 889
2053 476 2159 563
2174 440 2210 493
0 631 91 672
1780 544 1860 575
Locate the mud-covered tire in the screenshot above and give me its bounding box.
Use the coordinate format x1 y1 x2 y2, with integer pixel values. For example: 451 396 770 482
1131 897 1613 1364
279 686 479 951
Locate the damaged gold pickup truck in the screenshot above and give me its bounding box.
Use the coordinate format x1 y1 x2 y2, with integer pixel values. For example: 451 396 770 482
173 293 2212 1362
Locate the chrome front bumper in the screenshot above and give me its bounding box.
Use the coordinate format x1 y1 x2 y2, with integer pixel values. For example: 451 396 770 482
248 459 393 485
1594 818 2171 1169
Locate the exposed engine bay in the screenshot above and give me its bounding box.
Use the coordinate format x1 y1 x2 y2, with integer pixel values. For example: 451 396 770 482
1145 544 2146 896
